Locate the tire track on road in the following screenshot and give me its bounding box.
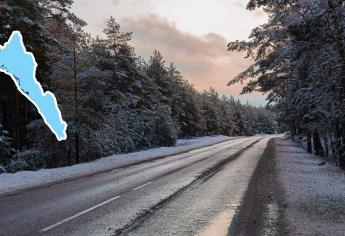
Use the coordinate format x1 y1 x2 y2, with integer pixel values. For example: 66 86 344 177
113 139 261 236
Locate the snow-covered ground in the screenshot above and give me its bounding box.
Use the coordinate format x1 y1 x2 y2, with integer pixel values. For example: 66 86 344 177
0 135 235 195
276 138 345 235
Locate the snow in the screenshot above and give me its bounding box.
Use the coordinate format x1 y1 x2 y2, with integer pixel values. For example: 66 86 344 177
0 135 234 195
275 137 345 235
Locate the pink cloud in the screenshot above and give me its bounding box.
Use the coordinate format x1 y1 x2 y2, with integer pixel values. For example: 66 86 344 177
120 15 266 105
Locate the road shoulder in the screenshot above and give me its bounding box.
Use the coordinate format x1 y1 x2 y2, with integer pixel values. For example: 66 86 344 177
0 136 235 196
230 137 345 236
275 137 345 235
228 138 286 235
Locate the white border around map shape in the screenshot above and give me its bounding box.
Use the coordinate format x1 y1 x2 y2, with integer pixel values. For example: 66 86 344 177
0 31 67 141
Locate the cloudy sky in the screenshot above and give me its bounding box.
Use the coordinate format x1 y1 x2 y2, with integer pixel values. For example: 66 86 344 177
71 0 268 106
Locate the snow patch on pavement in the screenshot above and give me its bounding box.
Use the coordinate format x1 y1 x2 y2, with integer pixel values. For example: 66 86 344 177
0 135 234 195
262 201 279 236
275 138 345 235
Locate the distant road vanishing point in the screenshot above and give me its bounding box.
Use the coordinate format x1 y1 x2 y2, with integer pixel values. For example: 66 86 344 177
0 31 67 141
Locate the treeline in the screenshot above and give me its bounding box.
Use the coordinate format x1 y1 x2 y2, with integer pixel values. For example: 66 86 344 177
0 0 275 173
229 0 345 167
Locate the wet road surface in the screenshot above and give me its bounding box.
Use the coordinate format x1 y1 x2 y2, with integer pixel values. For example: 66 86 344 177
0 136 272 236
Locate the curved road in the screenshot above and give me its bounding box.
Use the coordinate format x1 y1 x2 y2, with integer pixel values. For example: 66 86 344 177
0 136 272 236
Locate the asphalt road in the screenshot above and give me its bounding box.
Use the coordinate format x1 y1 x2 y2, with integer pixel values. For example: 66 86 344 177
0 136 272 236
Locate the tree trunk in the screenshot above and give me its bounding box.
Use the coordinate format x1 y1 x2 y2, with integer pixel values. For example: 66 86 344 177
73 48 80 164
16 90 20 148
313 131 324 156
335 124 342 150
291 123 295 141
330 135 335 154
75 132 80 164
324 134 329 158
307 132 312 154
67 144 72 166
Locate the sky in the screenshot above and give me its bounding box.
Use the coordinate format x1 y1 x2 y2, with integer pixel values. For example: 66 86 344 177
71 0 268 106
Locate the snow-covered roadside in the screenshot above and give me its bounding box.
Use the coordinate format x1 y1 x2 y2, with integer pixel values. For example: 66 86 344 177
275 137 345 235
0 135 235 195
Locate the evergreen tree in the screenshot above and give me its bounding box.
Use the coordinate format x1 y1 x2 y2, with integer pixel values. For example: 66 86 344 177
0 3 276 172
0 123 14 170
229 0 345 163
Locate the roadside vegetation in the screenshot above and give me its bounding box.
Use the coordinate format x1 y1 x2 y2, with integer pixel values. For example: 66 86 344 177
229 0 345 167
0 0 276 173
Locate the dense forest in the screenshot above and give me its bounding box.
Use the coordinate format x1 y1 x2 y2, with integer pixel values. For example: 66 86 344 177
229 0 345 167
0 0 276 173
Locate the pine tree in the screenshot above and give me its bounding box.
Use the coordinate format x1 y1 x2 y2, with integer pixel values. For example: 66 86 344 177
229 0 345 162
0 2 277 172
0 123 14 171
